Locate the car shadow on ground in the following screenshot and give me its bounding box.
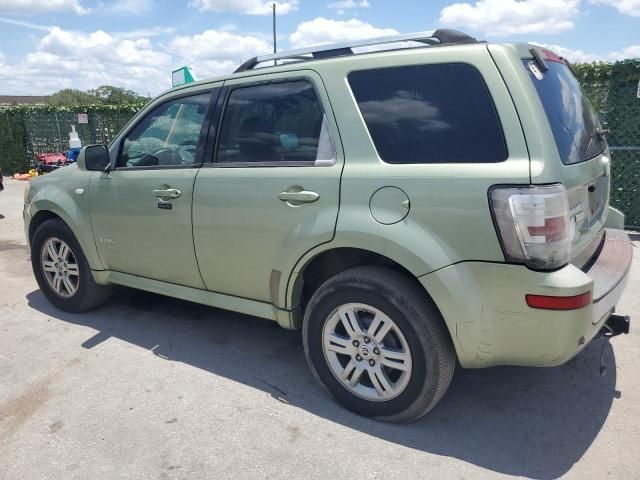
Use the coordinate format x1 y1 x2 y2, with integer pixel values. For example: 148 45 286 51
26 287 618 480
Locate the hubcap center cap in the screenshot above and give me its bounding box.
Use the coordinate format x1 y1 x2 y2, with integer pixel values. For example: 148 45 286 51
359 344 373 359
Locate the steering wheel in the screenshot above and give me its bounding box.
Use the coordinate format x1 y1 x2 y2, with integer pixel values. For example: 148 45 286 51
151 147 180 165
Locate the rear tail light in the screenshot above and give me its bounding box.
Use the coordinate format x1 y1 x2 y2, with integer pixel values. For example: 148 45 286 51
490 184 570 270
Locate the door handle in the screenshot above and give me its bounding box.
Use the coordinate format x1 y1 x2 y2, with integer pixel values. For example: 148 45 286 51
153 188 181 199
278 190 320 203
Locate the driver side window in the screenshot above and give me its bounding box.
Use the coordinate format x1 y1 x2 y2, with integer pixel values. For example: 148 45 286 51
118 92 211 168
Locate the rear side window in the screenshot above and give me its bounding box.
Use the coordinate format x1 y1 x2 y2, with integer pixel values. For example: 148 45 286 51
524 59 606 165
216 80 335 165
348 63 507 164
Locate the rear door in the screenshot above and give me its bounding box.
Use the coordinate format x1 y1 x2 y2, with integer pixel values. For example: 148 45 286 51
192 70 342 304
521 48 610 265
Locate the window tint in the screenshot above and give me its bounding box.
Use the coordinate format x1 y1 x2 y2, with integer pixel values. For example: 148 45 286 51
118 92 211 168
524 60 606 165
348 63 507 164
216 80 335 164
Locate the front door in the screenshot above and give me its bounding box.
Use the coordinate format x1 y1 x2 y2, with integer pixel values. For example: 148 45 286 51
89 89 217 288
193 72 343 304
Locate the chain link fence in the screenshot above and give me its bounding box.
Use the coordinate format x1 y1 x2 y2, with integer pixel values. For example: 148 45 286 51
1 61 639 227
575 60 640 230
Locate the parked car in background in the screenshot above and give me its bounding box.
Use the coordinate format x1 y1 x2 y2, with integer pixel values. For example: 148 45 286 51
23 30 632 422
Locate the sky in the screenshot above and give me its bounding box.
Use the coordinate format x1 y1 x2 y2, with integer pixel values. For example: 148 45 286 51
0 0 638 96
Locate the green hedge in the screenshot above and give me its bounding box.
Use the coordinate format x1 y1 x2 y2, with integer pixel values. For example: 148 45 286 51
0 103 145 174
0 110 29 174
574 61 640 228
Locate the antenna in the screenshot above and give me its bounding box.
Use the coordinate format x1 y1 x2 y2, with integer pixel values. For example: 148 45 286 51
272 3 277 66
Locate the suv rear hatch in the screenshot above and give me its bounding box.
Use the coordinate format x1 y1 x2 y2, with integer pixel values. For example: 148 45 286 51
523 46 610 268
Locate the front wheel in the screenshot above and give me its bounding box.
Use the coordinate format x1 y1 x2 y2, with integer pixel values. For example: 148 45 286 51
31 218 111 312
303 266 455 423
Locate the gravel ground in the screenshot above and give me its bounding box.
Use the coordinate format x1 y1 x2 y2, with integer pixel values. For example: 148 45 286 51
1 178 639 480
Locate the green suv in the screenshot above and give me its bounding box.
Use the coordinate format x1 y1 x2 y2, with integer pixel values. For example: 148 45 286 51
23 30 632 422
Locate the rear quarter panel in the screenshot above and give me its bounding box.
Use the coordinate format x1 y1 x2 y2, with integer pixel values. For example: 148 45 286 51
283 44 531 309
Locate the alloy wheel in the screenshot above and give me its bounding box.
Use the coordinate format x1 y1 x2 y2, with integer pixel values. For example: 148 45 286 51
40 237 80 298
322 303 413 402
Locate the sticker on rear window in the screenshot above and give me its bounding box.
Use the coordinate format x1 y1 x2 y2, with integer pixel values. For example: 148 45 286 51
528 61 544 80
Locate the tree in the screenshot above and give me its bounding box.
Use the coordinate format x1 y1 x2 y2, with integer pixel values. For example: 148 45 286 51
88 86 146 104
46 86 147 106
46 88 97 106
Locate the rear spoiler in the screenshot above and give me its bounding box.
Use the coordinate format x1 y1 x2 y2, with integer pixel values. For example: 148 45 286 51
529 46 577 76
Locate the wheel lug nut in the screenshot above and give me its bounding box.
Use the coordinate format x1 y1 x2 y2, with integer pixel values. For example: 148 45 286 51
364 337 370 344
352 340 360 347
355 355 362 361
369 359 375 366
373 347 380 355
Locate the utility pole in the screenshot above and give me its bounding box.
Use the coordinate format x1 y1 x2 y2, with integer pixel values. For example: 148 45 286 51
272 3 277 66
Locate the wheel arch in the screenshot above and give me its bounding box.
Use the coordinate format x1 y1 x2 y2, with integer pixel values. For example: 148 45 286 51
286 247 455 344
28 199 104 271
293 247 417 308
28 210 62 243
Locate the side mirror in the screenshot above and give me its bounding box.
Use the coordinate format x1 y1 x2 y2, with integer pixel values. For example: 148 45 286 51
78 145 111 172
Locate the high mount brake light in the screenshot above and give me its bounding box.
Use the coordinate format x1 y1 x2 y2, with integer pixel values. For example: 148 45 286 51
490 184 571 270
540 48 566 64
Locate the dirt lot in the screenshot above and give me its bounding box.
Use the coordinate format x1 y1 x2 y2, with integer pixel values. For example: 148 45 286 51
1 178 639 480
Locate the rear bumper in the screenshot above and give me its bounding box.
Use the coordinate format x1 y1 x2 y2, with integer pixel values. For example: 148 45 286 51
421 229 633 368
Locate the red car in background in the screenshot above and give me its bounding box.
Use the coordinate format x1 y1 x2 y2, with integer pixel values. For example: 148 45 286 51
35 152 69 173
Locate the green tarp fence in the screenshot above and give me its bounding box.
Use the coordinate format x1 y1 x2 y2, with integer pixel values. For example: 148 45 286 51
0 104 144 174
1 60 639 227
575 60 640 229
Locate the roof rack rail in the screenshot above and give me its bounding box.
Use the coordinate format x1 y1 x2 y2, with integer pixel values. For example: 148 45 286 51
234 29 478 73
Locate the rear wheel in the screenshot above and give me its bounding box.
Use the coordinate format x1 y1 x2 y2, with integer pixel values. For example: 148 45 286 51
31 219 111 312
303 266 455 422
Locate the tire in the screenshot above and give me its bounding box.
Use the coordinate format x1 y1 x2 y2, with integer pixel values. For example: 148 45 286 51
31 218 111 312
303 266 455 423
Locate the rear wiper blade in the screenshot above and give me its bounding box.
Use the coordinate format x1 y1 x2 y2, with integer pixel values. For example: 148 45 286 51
564 59 577 76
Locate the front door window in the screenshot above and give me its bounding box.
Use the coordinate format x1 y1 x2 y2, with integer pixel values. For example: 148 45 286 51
119 92 211 168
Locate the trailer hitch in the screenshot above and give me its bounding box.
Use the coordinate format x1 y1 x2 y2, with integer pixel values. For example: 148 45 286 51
598 314 631 376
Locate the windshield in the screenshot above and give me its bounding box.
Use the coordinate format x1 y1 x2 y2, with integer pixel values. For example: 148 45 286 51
524 59 606 165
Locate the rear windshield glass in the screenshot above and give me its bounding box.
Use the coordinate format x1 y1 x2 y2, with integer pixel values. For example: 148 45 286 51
348 63 507 164
524 59 606 164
